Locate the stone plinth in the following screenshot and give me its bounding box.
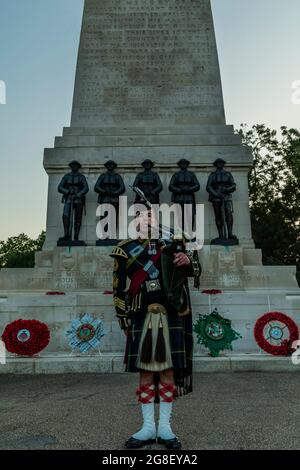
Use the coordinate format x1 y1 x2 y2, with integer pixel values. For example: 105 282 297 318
2 355 300 375
1 290 300 359
43 125 254 250
0 245 298 292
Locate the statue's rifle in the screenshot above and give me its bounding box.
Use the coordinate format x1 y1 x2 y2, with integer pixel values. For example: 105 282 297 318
221 199 228 239
69 194 74 241
218 185 228 239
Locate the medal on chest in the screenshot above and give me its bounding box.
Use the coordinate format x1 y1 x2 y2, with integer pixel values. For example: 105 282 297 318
147 241 157 256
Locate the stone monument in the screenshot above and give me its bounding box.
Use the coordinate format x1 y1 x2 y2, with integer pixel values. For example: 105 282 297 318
0 0 299 372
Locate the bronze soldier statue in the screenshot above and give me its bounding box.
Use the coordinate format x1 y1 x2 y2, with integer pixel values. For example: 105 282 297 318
95 160 125 243
58 160 89 245
133 159 163 205
206 158 238 245
169 159 200 232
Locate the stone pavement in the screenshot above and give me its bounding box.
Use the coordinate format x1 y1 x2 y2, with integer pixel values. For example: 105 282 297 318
0 372 300 450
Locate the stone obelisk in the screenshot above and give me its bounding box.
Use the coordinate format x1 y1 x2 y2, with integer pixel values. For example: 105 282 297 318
71 0 225 127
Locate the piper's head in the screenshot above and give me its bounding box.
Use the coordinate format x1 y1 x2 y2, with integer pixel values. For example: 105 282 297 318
135 207 158 239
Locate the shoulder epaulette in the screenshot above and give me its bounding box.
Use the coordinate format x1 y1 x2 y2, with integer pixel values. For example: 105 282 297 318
110 244 129 259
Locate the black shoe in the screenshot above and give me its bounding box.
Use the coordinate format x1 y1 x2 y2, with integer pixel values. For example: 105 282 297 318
157 436 182 449
124 436 156 449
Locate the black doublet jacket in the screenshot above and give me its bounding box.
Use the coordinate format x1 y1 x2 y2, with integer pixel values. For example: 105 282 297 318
110 238 201 330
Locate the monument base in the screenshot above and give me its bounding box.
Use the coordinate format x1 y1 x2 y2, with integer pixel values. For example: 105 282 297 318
96 239 119 247
211 238 239 246
0 245 299 373
57 240 87 247
1 353 299 375
0 245 297 292
1 289 300 372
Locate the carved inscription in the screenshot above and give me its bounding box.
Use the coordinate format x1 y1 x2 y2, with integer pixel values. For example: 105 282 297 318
71 0 225 126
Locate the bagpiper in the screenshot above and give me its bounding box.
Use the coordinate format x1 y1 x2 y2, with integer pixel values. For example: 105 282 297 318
110 205 201 449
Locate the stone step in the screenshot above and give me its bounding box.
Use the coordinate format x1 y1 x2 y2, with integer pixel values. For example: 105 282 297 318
54 133 242 148
44 145 252 168
1 354 299 374
63 125 235 136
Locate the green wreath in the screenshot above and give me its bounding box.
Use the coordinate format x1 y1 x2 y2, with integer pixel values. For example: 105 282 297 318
193 308 242 357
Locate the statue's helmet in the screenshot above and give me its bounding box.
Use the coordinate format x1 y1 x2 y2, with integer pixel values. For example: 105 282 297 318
68 160 82 169
177 158 190 167
105 160 117 169
142 159 155 168
213 158 226 167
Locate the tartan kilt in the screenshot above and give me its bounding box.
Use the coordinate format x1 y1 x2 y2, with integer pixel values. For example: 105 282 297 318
123 293 193 397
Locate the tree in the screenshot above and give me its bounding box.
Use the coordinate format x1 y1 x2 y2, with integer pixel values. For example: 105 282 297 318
237 124 300 284
0 231 46 269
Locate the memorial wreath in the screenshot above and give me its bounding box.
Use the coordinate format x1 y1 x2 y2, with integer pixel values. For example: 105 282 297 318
2 319 50 356
254 311 299 356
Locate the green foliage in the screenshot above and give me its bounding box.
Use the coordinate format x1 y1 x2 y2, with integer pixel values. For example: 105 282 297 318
0 231 46 269
237 124 300 284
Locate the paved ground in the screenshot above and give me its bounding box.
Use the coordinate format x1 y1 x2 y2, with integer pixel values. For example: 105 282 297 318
0 372 300 450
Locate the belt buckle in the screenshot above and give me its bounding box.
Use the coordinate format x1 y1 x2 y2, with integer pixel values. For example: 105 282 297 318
145 279 161 292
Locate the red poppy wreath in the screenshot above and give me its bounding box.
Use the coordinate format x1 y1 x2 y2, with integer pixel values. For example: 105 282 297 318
2 319 50 356
254 311 299 356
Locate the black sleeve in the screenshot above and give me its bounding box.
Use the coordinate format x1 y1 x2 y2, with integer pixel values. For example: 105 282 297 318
169 174 180 193
114 175 126 196
94 175 106 195
78 175 89 197
58 176 68 195
112 255 129 330
206 173 218 198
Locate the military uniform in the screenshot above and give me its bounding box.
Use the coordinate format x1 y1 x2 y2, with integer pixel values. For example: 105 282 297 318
206 169 236 203
58 164 89 240
206 158 237 240
169 167 200 209
132 160 163 205
168 159 200 232
94 169 125 205
110 237 201 397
